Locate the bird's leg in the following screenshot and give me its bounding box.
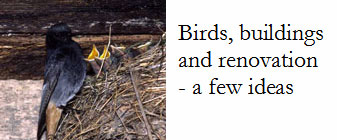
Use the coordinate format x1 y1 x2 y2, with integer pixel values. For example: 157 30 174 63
46 102 63 140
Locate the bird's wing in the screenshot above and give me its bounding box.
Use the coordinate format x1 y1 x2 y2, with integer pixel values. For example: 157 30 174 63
37 57 64 140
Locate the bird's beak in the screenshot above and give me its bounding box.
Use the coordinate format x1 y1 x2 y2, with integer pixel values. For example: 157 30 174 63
87 44 100 60
95 45 112 71
85 44 101 74
100 45 111 59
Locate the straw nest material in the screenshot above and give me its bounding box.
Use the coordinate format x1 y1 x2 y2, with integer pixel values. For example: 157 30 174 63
55 35 166 140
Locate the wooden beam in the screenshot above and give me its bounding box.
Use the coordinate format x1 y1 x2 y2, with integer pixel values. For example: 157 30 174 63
0 35 161 80
0 0 165 35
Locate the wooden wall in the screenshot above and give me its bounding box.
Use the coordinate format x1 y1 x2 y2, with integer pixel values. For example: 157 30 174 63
0 0 165 80
0 0 165 35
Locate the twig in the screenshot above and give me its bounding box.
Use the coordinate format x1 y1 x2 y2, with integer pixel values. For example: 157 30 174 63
98 93 114 112
62 123 79 140
156 24 165 34
97 24 112 78
56 113 69 134
74 112 83 140
129 69 154 140
115 109 130 133
158 36 165 75
154 131 164 140
74 126 100 138
143 94 166 104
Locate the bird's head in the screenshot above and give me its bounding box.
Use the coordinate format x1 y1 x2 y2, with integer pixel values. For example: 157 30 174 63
46 23 72 48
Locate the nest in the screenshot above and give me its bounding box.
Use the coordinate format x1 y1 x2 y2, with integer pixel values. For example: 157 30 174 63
55 36 166 140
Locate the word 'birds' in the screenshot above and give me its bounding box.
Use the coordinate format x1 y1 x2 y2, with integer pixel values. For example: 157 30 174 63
37 23 86 140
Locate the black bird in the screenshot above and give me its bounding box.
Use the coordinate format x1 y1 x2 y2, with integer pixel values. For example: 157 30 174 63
37 23 86 140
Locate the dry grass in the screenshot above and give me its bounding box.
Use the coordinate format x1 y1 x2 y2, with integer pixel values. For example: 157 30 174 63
55 36 166 140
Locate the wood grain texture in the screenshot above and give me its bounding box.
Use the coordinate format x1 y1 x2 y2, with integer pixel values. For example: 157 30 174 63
0 0 165 80
0 0 165 35
0 34 161 80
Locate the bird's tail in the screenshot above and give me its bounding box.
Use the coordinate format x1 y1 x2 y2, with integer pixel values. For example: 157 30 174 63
37 111 46 140
37 75 59 140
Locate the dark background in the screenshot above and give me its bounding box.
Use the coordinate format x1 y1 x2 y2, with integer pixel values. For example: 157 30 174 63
0 0 166 79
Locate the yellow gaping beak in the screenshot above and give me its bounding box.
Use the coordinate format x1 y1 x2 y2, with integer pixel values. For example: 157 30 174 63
87 44 100 60
93 45 112 73
86 44 101 74
99 45 110 59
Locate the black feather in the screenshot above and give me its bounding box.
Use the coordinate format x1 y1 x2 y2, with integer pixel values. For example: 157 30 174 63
37 23 86 140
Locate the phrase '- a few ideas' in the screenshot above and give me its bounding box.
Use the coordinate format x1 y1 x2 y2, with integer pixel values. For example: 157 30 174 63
189 77 293 95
